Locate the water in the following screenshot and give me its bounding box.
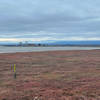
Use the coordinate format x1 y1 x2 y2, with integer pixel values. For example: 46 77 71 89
0 46 100 53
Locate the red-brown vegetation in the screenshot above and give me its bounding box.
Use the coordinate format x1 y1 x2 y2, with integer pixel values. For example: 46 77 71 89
0 50 100 100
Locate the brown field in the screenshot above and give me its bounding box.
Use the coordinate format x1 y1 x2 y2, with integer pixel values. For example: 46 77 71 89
0 50 100 100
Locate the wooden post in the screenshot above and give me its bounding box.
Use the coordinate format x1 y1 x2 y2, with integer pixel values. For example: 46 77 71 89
14 64 16 79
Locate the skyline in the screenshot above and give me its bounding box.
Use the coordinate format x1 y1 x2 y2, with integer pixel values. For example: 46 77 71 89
0 0 100 42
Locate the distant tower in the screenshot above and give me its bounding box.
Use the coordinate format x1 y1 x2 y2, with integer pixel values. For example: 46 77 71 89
19 42 23 46
25 41 28 46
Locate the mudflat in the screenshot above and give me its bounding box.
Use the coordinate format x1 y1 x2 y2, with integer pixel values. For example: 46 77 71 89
0 50 100 100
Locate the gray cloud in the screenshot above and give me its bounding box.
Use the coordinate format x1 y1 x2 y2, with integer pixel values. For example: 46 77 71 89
0 0 100 41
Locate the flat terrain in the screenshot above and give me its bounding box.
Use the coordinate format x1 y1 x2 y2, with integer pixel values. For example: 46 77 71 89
0 50 100 100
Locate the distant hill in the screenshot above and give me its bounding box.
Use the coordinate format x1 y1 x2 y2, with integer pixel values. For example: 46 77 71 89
45 40 100 46
0 40 100 46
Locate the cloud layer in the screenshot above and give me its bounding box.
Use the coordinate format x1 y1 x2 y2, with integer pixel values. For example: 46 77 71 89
0 0 100 42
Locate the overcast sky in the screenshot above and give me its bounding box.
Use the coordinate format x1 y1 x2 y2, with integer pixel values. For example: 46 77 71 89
0 0 100 42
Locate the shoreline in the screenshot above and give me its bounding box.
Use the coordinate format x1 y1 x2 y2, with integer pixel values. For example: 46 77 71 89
0 49 100 54
0 46 100 54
